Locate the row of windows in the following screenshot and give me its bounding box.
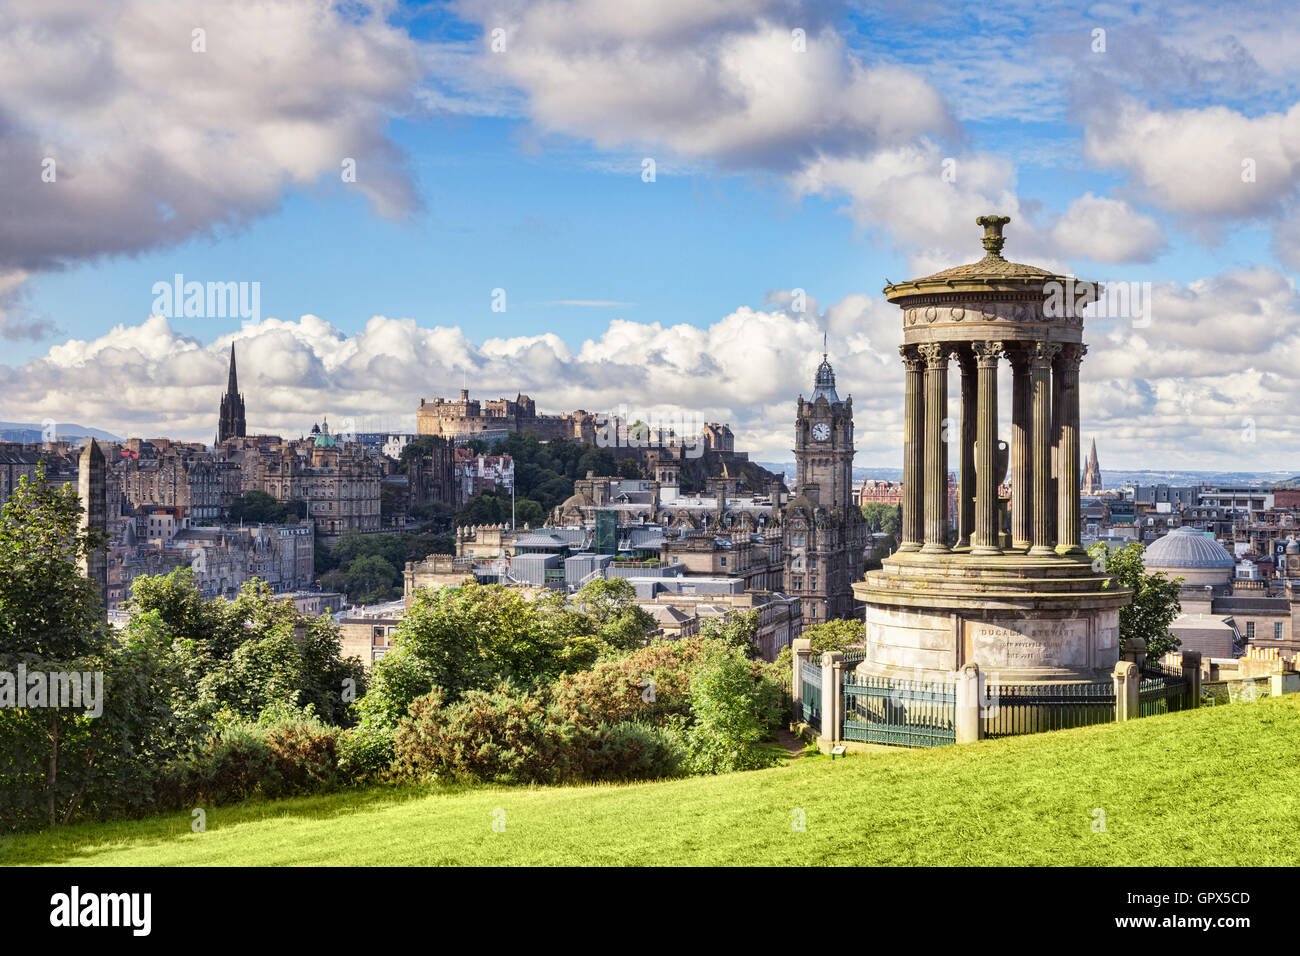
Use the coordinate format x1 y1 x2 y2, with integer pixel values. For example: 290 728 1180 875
1244 621 1285 640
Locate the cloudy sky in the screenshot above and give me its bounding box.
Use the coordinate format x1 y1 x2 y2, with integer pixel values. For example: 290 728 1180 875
2 0 1299 469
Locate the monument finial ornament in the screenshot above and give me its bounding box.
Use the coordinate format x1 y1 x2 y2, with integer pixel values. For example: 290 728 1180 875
976 214 1011 259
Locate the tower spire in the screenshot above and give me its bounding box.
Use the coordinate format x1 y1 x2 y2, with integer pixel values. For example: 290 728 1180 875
227 342 239 395
217 342 247 444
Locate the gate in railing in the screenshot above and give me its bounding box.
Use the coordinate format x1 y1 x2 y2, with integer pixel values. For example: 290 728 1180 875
800 657 822 732
842 674 956 748
983 680 1116 738
1138 672 1190 717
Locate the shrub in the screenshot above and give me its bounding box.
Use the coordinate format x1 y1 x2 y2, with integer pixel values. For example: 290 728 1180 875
338 722 397 784
393 685 562 785
575 721 686 782
155 715 341 808
392 685 687 785
549 638 708 729
676 646 784 775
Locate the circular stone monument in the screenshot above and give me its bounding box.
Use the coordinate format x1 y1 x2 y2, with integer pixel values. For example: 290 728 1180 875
853 216 1131 683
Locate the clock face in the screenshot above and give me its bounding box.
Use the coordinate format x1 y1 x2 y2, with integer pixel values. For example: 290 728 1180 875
812 422 830 442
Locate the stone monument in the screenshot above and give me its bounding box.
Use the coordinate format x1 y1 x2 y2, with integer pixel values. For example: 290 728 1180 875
854 216 1130 682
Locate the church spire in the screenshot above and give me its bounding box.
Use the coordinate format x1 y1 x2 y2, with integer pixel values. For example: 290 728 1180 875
227 342 239 395
217 342 247 444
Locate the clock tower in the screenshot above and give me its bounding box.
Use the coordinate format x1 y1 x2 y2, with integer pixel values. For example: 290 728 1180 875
783 351 868 625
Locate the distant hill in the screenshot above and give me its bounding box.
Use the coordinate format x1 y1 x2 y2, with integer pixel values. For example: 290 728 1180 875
0 421 122 443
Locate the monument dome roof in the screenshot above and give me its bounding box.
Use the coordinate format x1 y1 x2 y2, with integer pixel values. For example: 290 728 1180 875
1143 527 1234 569
883 215 1078 302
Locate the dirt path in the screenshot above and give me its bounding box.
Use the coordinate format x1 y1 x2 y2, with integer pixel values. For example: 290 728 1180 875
776 728 806 759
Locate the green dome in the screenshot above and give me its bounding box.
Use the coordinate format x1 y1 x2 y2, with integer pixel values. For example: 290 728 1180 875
313 420 336 448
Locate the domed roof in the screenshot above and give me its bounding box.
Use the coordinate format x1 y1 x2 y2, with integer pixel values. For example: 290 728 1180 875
1286 537 1300 555
559 490 592 511
1143 527 1234 569
313 418 336 448
883 215 1084 303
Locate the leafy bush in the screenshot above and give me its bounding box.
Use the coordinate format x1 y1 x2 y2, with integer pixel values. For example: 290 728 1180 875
394 685 561 784
338 722 397 784
574 721 686 782
156 713 341 808
674 646 784 775
392 684 687 785
549 637 708 728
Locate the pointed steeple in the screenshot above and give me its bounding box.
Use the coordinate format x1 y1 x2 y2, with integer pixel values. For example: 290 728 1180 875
1082 436 1102 495
216 342 247 444
227 343 239 395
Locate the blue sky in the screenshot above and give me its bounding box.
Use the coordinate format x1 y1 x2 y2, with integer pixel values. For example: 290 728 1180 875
3 0 1300 468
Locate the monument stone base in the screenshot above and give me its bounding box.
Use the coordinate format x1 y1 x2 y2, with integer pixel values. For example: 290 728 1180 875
852 549 1131 683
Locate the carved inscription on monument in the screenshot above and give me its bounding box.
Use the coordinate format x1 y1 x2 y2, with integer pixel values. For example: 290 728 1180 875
965 619 1089 668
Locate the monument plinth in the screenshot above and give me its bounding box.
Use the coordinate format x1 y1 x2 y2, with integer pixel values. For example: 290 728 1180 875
854 216 1130 683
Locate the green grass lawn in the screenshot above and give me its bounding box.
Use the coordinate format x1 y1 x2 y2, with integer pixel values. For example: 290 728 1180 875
5 695 1300 866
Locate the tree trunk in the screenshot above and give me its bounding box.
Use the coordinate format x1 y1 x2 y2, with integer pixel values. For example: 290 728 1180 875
48 710 58 827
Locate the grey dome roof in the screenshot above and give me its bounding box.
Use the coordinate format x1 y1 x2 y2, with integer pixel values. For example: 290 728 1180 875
1143 527 1234 569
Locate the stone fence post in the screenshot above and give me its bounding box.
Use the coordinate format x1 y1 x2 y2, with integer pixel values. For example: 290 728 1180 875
1123 636 1146 671
1180 650 1202 707
1271 667 1300 697
1113 661 1139 720
821 652 844 743
954 663 981 744
792 638 812 719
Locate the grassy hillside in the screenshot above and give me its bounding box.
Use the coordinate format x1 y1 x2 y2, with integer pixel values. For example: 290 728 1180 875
5 696 1299 866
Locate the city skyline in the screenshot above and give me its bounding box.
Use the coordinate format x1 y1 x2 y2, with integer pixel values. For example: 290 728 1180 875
2 0 1300 469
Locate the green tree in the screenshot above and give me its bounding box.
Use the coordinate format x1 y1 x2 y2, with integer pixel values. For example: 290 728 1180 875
0 467 110 826
229 490 305 524
675 645 782 774
698 609 761 660
861 502 901 538
1089 541 1183 660
575 577 658 651
355 581 603 728
801 618 863 654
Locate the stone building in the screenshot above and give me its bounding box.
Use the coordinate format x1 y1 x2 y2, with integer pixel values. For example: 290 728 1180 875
416 389 597 443
170 522 316 598
856 215 1129 682
783 353 869 625
856 479 904 507
407 436 456 509
1147 526 1300 662
218 422 383 541
115 439 225 522
0 441 78 506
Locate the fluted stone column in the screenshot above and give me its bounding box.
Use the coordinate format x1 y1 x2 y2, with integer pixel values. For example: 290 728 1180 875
956 347 976 549
899 346 925 551
1056 344 1086 555
920 343 950 553
1029 342 1060 556
1049 350 1064 545
1009 349 1032 550
972 340 1003 555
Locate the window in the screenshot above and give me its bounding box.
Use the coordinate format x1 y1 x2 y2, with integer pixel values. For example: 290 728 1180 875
719 556 727 568
1246 621 1255 639
1275 622 1284 640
